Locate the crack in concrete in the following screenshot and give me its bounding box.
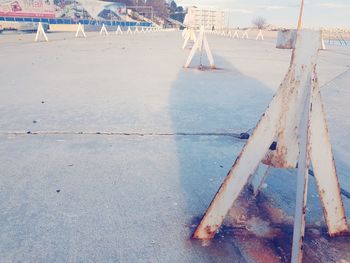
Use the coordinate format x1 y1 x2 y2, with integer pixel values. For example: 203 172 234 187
0 130 245 138
2 130 349 200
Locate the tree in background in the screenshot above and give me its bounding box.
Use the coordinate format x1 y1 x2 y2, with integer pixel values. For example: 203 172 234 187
252 16 267 29
169 0 185 23
169 0 177 13
146 0 169 18
175 6 183 13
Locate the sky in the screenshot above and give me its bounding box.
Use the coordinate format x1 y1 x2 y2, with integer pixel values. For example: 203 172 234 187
175 0 350 28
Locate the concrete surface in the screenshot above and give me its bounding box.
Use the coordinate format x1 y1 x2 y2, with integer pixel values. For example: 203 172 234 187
0 31 349 263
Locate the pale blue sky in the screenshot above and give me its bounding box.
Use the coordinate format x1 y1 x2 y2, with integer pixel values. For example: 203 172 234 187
176 0 350 28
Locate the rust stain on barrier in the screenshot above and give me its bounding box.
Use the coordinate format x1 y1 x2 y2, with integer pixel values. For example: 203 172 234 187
317 154 348 237
309 74 349 238
192 188 350 263
262 145 294 168
190 30 348 263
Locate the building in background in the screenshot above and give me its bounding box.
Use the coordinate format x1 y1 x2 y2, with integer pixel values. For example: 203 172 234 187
184 6 225 30
0 0 55 18
0 0 127 20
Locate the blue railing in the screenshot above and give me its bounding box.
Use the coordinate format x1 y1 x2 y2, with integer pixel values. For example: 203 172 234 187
0 16 152 27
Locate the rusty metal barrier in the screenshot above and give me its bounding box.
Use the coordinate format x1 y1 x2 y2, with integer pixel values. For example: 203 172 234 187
193 30 348 263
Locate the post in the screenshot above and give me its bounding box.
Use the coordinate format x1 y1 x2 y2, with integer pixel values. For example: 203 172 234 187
297 0 304 30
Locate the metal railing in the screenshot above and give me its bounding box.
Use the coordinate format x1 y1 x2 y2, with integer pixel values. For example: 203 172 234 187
0 16 152 27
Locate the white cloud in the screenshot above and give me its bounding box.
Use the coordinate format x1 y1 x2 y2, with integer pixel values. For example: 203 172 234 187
319 3 350 8
226 8 254 14
175 1 294 12
265 5 289 10
174 0 350 28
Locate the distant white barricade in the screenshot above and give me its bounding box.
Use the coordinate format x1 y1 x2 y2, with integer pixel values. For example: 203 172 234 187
242 30 249 39
116 25 123 35
256 30 264 40
184 26 215 69
75 23 86 38
100 24 109 36
321 31 326 50
35 22 48 42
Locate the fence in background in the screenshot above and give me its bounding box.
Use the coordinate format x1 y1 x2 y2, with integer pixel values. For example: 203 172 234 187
0 16 152 27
